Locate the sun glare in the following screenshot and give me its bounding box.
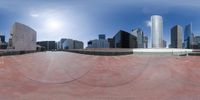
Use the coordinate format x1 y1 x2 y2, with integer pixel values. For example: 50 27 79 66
45 18 63 31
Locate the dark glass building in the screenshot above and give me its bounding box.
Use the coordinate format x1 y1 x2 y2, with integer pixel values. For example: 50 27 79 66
113 30 137 48
184 24 192 49
37 41 56 51
171 25 182 48
0 35 7 49
108 38 115 48
99 34 106 40
0 35 5 43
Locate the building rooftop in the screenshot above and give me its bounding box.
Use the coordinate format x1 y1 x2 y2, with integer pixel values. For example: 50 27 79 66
0 51 200 100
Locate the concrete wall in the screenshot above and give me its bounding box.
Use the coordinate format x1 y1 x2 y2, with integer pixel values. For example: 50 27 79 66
11 22 36 51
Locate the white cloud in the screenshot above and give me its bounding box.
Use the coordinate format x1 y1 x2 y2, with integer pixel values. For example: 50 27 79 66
30 13 39 17
146 20 152 28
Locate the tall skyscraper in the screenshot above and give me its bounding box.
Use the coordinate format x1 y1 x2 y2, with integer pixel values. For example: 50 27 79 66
171 25 182 48
184 24 192 49
151 15 163 48
131 28 144 48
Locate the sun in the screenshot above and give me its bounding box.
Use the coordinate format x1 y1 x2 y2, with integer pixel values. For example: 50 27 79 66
45 18 63 31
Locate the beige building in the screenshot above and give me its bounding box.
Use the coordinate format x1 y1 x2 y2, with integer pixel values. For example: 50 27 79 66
9 22 36 51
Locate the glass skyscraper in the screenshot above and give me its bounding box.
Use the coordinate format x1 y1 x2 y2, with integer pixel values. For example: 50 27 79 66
131 28 144 48
184 24 192 49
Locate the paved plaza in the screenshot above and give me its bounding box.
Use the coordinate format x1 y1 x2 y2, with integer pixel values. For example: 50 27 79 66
0 51 200 100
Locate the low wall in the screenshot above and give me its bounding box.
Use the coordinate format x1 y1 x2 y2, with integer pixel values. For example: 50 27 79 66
0 48 199 56
64 49 133 56
0 50 36 56
133 49 193 56
64 48 199 56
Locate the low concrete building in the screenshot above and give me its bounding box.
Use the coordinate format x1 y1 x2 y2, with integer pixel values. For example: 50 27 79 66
87 39 109 48
87 34 109 48
62 39 83 49
74 40 84 49
62 39 74 49
9 22 36 51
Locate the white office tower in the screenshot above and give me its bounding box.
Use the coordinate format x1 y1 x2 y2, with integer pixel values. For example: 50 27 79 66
151 15 163 48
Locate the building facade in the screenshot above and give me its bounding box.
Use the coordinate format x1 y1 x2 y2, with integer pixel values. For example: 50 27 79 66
192 36 200 49
0 35 7 49
87 39 109 48
62 39 83 49
87 34 109 48
74 40 84 49
99 34 106 40
37 41 56 51
131 28 144 48
163 40 167 48
144 36 148 48
108 38 115 48
151 15 163 48
171 25 182 48
62 39 74 49
113 30 137 48
9 22 37 51
59 38 67 49
0 35 5 43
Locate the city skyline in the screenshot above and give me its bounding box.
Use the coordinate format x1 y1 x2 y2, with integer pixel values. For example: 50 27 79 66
0 0 200 48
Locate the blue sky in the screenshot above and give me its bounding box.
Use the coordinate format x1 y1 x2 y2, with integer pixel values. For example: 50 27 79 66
0 0 200 48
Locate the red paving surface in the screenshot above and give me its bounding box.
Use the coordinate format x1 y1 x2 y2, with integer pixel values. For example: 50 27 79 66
0 51 200 100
